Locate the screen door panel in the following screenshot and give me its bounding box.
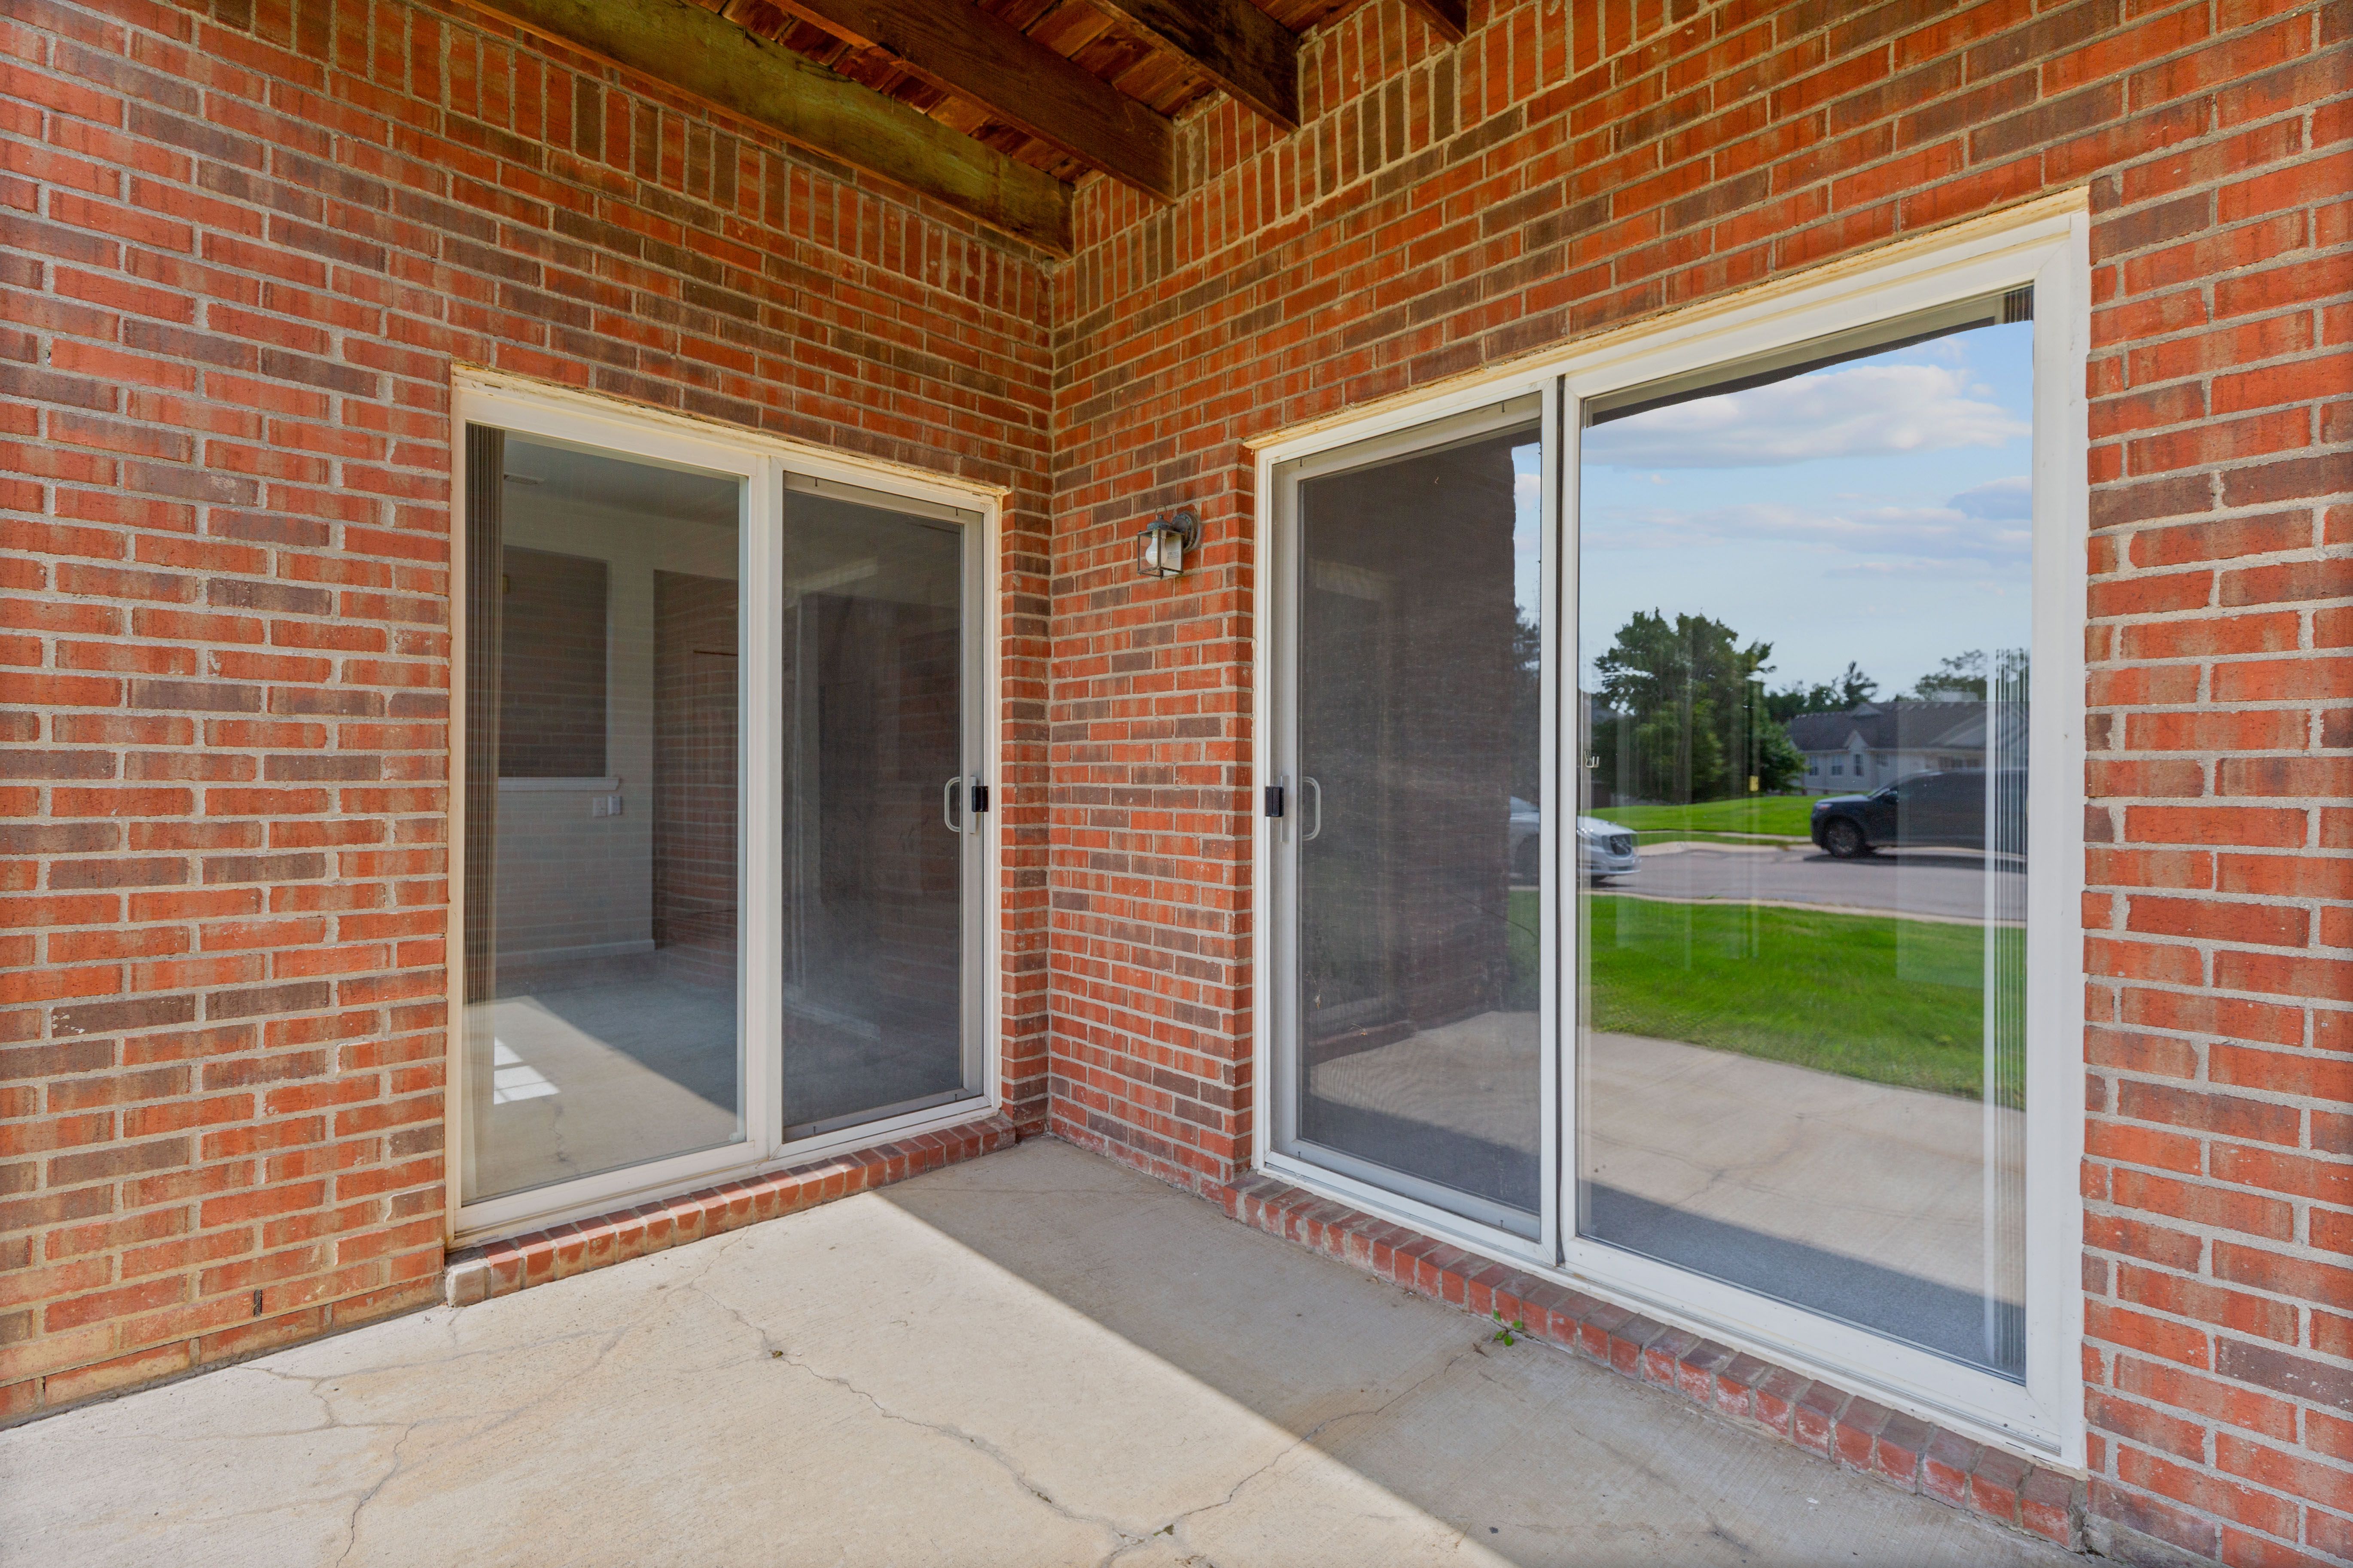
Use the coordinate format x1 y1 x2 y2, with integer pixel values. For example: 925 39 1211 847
1290 411 1545 1230
780 485 977 1139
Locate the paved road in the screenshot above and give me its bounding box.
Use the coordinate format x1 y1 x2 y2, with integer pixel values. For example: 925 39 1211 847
1600 843 2018 923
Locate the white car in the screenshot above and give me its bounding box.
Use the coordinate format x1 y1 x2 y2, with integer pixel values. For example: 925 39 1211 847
1508 799 1640 881
1579 815 1639 880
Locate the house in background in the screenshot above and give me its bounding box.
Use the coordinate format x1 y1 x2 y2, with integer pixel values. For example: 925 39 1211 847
1788 700 2023 794
4 3 2347 1565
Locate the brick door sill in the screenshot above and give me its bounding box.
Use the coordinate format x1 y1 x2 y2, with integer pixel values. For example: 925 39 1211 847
443 1116 1019 1306
1216 1168 2085 1554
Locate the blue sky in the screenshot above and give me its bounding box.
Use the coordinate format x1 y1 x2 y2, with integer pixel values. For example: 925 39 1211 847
1512 322 2036 700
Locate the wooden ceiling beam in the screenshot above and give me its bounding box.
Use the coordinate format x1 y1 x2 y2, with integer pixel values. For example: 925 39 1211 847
471 0 1073 253
1088 0 1300 134
767 0 1176 203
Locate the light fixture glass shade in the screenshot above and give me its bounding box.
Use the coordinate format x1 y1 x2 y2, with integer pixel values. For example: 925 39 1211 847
1136 508 1197 579
1142 525 1177 577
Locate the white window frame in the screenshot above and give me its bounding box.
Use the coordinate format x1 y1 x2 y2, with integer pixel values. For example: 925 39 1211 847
447 370 1005 1246
1250 193 2088 1462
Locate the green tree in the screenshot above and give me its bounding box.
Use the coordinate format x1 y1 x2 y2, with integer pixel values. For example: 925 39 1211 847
1906 647 2030 702
1509 612 1542 801
1911 649 1988 700
1591 611 1804 803
1763 660 1879 723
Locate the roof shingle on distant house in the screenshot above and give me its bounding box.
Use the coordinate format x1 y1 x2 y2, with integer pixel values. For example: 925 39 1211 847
1786 700 1994 759
1786 700 2025 792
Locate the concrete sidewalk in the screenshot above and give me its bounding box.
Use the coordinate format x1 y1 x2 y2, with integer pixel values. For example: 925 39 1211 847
0 1139 2073 1568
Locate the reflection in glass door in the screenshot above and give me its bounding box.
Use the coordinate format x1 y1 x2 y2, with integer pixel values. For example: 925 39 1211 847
780 476 984 1140
1574 293 2035 1378
1274 398 1548 1238
460 428 748 1206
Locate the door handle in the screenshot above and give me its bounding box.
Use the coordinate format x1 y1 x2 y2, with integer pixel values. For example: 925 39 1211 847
942 774 963 834
1301 775 1322 842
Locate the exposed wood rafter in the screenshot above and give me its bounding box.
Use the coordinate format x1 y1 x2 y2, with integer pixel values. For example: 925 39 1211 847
1089 0 1300 134
469 0 1073 254
762 0 1176 203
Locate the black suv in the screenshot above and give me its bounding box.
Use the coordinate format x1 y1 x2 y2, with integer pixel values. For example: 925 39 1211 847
1810 769 2027 859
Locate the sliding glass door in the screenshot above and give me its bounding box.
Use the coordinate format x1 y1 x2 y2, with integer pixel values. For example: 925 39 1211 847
455 390 994 1236
1269 396 1553 1241
779 475 987 1140
1265 239 2075 1434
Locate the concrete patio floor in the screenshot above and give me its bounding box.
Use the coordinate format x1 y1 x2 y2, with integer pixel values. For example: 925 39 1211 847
0 1139 2075 1568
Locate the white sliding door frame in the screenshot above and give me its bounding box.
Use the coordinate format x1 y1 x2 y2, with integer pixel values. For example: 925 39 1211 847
1250 195 2089 1462
1262 391 1562 1267
447 371 1003 1247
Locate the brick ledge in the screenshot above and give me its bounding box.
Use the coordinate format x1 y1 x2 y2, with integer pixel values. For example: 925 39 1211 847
444 1116 1018 1306
1213 1164 2086 1554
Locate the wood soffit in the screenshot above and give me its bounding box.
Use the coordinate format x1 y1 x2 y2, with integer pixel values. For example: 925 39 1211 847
470 0 1454 256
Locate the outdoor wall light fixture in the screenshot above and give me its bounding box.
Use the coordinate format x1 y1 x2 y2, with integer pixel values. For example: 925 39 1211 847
1136 507 1199 580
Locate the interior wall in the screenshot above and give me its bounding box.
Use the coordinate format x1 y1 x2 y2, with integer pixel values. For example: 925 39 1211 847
652 569 741 992
488 498 740 976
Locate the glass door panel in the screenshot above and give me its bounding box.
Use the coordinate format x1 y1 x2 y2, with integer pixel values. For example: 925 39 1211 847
461 429 747 1205
780 479 981 1139
1283 402 1546 1236
1574 299 2034 1377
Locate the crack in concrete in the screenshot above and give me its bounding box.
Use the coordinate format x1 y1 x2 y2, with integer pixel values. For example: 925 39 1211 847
682 1209 1512 1568
1106 1340 1493 1568
330 1416 419 1568
7 1138 2075 1568
683 1272 1142 1559
259 1245 749 1566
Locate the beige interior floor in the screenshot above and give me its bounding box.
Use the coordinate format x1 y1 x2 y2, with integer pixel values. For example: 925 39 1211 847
466 984 742 1202
0 1140 2070 1568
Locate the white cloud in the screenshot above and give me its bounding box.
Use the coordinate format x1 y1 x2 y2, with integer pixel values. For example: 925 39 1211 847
1826 560 1964 577
1949 475 2032 519
1582 362 2028 469
1582 498 2030 568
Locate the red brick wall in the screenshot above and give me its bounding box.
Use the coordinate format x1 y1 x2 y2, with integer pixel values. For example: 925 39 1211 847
1047 1 2348 1562
0 0 1052 1417
5 0 2348 1558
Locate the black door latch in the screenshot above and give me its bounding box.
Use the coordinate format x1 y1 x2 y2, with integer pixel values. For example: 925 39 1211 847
1264 784 1284 818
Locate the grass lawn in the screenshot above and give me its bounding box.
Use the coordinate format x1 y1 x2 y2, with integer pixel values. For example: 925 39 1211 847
1506 889 2015 1102
1589 795 1819 842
